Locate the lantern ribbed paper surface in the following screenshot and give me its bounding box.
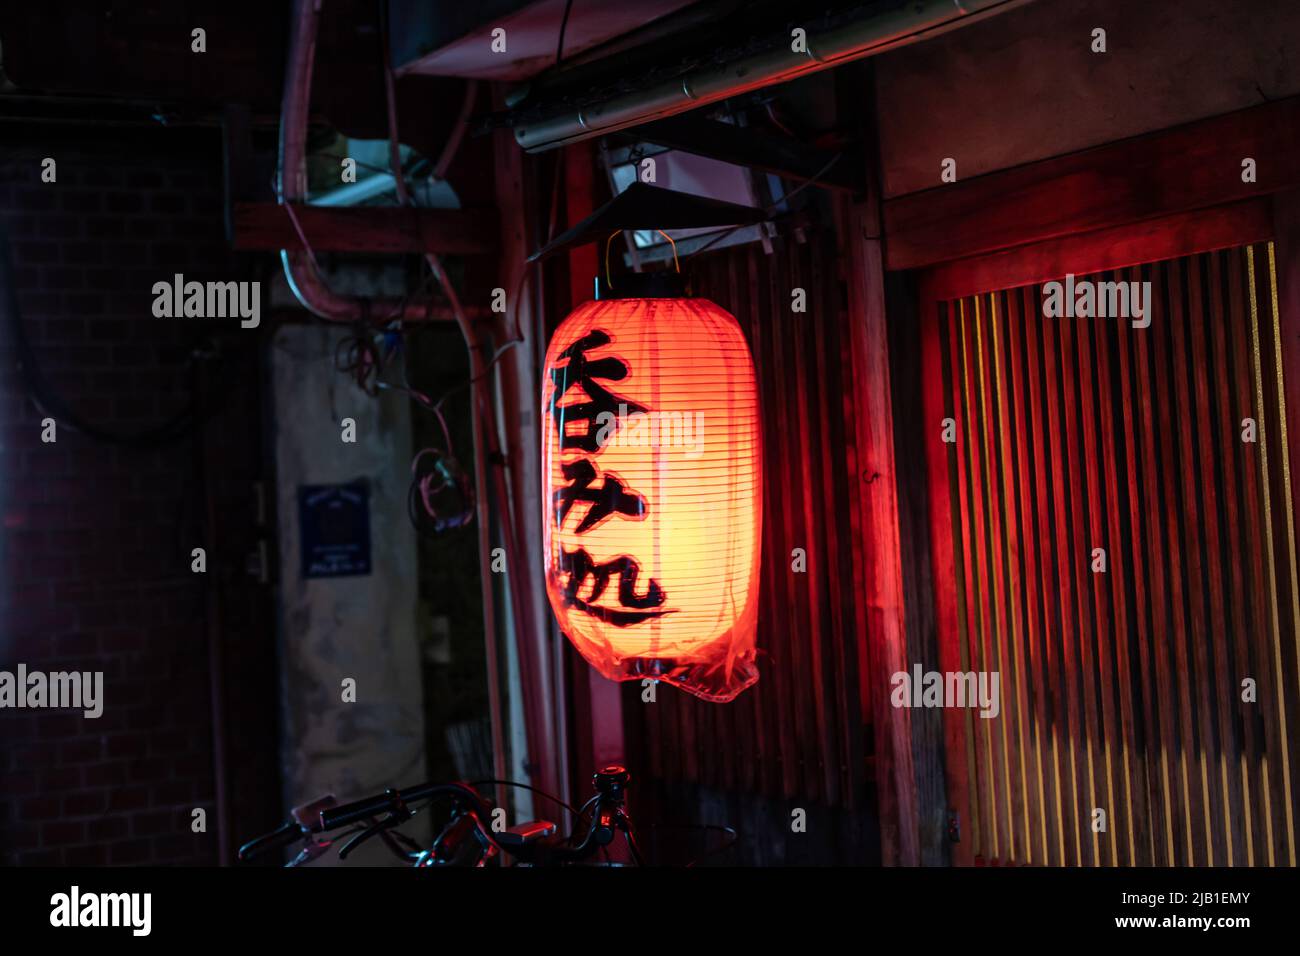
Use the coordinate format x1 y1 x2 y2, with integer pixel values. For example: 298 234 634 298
542 296 762 702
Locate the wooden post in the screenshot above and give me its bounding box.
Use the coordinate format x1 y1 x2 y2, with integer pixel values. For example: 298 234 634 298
492 90 570 811
837 62 921 865
1273 189 1300 553
1271 192 1300 857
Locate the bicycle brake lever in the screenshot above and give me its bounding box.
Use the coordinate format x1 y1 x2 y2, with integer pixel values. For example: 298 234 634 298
287 835 334 867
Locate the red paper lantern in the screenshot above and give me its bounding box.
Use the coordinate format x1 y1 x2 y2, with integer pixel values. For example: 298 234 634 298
542 288 762 702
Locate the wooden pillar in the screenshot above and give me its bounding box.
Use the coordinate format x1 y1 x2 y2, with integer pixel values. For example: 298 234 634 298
1273 189 1300 547
492 88 570 812
837 62 922 865
1271 192 1300 856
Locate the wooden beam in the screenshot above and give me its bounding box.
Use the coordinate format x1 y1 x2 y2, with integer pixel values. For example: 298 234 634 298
231 202 498 255
922 199 1274 302
884 95 1300 271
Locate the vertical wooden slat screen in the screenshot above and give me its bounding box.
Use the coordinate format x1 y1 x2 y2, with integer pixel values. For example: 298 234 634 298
622 231 872 851
928 242 1300 865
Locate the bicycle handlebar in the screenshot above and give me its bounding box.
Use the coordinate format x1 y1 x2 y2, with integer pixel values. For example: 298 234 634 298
240 766 641 866
318 781 485 831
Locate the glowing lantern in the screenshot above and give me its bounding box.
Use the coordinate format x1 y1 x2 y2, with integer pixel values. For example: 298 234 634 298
541 276 762 702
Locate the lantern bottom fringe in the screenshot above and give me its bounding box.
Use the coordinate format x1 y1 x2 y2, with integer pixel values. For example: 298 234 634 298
602 651 760 703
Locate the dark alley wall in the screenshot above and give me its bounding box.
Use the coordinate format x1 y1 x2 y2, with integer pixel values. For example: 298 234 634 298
0 128 276 864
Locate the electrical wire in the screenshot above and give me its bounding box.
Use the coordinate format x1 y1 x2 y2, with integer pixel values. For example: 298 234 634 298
647 823 740 867
372 30 498 541
556 0 575 65
407 444 474 536
334 324 384 395
470 778 582 820
432 81 479 183
379 0 412 210
685 150 844 260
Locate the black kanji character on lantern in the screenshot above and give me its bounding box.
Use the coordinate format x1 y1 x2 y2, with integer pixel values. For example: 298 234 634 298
553 459 646 533
548 329 646 454
549 330 671 622
558 545 672 627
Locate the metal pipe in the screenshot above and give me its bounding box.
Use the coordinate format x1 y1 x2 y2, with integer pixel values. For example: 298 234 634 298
514 0 1028 152
427 249 513 812
278 0 459 323
309 172 400 208
377 0 522 812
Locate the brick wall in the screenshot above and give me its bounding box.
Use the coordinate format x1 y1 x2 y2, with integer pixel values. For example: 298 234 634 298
0 127 277 865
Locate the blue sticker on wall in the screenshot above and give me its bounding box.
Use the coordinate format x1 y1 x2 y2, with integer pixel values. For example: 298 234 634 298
299 483 371 578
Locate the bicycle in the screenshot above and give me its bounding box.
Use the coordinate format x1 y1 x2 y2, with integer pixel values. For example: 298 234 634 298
238 765 722 867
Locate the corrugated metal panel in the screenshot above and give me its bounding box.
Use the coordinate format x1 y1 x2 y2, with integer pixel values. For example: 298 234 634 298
930 242 1300 865
624 231 872 825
